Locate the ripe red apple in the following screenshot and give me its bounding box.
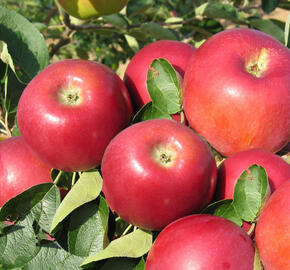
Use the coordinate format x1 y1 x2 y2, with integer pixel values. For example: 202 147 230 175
0 136 52 207
124 40 196 111
57 0 129 20
255 181 290 270
184 28 290 156
101 119 217 231
17 59 133 172
145 214 255 270
216 149 290 200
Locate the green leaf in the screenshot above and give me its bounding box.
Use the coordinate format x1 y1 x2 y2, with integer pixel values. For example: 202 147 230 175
233 165 269 222
103 14 128 28
285 14 290 47
0 41 15 74
134 257 145 270
141 22 178 40
249 19 285 44
0 213 40 268
124 34 140 53
81 229 153 267
147 58 181 114
30 185 61 232
126 0 154 18
132 102 171 124
0 6 49 83
22 242 84 270
202 199 242 226
68 197 110 257
50 170 103 234
199 3 243 23
262 0 280 13
0 183 54 221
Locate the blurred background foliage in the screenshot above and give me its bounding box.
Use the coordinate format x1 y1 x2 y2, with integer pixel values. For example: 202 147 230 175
0 0 289 136
2 0 290 73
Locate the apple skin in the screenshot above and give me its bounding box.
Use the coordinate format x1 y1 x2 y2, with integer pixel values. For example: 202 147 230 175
101 119 217 231
216 149 290 200
0 136 52 207
57 0 129 20
124 40 196 112
255 181 290 270
183 28 290 157
17 59 133 172
145 214 255 270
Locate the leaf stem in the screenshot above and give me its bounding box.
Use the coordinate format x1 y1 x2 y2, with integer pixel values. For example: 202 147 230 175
122 224 133 236
53 170 63 185
247 222 256 236
71 171 77 186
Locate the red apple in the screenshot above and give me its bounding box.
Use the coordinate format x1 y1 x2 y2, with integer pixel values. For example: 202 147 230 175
184 28 290 156
216 149 290 200
57 0 129 20
0 136 52 207
145 214 255 270
17 59 133 172
124 40 196 111
255 181 290 270
101 119 217 231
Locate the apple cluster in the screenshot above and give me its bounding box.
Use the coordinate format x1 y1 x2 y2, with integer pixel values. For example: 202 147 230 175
0 27 289 269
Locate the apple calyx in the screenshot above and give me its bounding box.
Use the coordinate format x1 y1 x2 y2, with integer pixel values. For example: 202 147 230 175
246 48 269 78
58 87 83 106
152 144 177 167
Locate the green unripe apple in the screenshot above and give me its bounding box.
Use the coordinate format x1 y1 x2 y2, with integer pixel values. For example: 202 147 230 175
57 0 129 20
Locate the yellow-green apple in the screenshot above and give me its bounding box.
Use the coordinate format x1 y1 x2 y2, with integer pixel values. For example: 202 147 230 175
57 0 128 20
101 119 217 231
124 40 196 112
17 59 133 172
183 28 290 157
145 214 255 270
0 136 52 207
216 148 290 200
255 181 290 270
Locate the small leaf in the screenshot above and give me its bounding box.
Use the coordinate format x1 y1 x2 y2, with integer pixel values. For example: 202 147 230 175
132 102 171 124
81 229 153 267
0 183 54 221
202 199 242 226
202 3 242 23
0 41 15 74
249 19 284 44
103 14 128 28
0 6 49 83
147 58 181 114
233 165 269 222
68 197 110 257
124 34 139 53
141 22 178 40
50 170 103 234
126 0 154 18
262 0 280 13
134 257 146 270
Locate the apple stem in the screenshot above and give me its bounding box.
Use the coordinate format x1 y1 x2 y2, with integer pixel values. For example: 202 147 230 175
246 48 268 78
